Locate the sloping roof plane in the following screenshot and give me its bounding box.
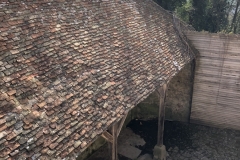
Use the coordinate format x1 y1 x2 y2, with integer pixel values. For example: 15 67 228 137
0 0 194 159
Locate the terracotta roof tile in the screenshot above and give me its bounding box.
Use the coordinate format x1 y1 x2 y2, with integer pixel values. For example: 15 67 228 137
0 0 195 159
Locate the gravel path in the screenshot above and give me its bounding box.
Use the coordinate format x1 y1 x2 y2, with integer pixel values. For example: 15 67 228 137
86 120 240 160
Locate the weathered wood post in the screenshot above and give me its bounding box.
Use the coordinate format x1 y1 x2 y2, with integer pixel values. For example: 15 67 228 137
101 113 128 160
153 83 167 160
109 124 118 160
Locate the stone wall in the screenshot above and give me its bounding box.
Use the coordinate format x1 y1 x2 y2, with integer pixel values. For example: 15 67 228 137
132 62 194 122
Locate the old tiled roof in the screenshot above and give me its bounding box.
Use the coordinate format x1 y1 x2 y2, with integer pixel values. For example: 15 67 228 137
0 0 195 159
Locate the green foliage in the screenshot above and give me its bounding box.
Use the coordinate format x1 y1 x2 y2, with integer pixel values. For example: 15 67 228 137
206 0 229 32
175 1 193 23
153 0 187 11
189 0 209 31
187 0 229 32
157 0 238 33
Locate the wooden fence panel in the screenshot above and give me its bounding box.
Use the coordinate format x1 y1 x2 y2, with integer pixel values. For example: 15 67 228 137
186 31 240 130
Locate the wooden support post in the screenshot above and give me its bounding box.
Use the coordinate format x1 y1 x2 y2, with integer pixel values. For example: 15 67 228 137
109 124 118 160
101 112 129 160
157 83 167 146
153 83 167 160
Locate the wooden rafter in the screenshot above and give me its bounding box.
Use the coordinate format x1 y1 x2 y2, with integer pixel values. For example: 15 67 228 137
117 114 128 137
101 131 113 143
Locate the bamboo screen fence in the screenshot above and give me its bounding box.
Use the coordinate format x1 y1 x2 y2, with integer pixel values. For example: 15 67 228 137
185 31 240 130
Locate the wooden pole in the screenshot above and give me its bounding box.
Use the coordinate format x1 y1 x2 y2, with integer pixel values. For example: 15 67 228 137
157 83 167 146
110 124 118 160
103 113 128 160
107 125 118 160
